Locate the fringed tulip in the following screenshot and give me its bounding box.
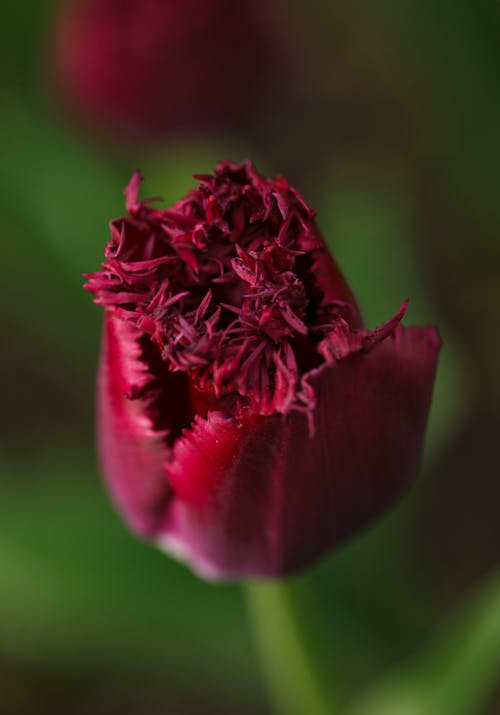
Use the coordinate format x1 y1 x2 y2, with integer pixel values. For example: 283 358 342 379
85 161 440 579
49 0 282 140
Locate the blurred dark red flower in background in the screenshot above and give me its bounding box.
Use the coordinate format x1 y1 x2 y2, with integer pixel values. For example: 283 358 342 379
49 0 283 141
85 161 440 579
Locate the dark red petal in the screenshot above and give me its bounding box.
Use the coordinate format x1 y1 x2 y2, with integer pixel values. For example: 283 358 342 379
311 229 363 326
97 314 171 536
160 411 291 578
155 325 440 579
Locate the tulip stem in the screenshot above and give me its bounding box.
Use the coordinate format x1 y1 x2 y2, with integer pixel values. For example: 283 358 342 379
244 581 336 715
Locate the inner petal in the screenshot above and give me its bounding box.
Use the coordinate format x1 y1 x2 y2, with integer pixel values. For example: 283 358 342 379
138 334 194 447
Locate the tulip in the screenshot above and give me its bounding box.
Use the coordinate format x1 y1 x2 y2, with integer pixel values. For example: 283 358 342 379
85 161 440 579
49 0 283 140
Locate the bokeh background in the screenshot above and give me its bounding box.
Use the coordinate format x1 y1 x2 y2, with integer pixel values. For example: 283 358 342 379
1 1 499 713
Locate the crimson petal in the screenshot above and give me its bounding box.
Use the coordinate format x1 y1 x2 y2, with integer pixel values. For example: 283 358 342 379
150 325 440 578
97 314 172 536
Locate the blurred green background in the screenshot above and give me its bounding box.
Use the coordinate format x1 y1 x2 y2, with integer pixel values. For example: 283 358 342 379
1 1 499 714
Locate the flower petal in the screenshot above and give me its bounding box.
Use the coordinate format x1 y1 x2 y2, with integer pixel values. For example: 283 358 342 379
310 229 363 326
156 325 440 579
97 314 171 536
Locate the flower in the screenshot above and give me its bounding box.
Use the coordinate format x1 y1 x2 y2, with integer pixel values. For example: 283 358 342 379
85 161 440 579
49 0 283 141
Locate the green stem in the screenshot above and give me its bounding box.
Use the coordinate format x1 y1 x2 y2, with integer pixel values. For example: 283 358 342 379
244 581 336 715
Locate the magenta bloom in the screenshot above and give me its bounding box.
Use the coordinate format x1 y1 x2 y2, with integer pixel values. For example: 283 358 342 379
50 0 281 140
85 161 440 579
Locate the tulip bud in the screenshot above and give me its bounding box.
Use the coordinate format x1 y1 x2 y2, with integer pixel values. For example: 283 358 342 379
85 161 440 579
49 0 283 141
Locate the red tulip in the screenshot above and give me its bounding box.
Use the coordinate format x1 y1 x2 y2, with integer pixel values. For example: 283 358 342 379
49 0 282 140
85 161 440 579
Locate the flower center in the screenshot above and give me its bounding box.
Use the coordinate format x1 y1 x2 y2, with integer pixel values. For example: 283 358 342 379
86 161 358 418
